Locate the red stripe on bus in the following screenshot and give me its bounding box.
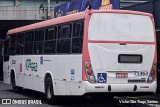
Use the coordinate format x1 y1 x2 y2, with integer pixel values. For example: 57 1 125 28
82 12 91 81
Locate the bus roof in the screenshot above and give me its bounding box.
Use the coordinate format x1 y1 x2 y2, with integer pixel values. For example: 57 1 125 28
7 10 153 35
7 11 86 35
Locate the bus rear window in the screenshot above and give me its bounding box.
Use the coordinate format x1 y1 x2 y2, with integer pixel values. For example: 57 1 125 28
118 54 142 63
88 13 154 42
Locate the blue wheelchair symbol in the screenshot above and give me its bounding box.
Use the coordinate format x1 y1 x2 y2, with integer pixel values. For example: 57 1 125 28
97 73 107 83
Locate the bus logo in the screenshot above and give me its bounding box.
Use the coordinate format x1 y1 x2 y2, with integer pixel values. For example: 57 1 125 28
71 69 75 75
26 59 38 72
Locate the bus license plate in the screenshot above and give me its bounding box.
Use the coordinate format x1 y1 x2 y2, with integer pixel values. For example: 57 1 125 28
116 73 128 78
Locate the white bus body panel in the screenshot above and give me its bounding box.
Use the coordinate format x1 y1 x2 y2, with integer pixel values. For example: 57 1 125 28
3 61 10 84
83 81 157 94
87 43 156 93
9 55 82 95
88 43 154 82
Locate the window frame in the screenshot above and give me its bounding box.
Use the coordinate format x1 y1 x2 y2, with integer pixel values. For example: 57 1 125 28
16 33 25 55
7 19 84 55
9 34 17 55
56 23 72 54
33 28 45 54
3 36 10 56
44 26 58 54
24 30 35 55
71 20 84 54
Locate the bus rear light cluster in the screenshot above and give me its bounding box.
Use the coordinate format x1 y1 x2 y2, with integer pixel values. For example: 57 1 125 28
87 69 93 75
86 63 91 69
151 70 155 75
147 63 156 83
85 62 96 83
152 64 156 71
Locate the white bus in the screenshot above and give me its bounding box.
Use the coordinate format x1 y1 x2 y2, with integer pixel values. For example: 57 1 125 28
3 10 157 103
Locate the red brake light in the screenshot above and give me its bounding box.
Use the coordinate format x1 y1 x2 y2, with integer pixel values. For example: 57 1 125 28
147 63 157 83
87 69 93 75
151 70 155 75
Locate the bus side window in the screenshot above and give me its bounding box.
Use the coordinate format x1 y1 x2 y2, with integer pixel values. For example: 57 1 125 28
17 33 25 55
44 27 57 54
3 37 10 61
10 34 17 55
34 29 45 54
57 24 72 54
72 21 84 53
3 37 9 56
24 31 34 54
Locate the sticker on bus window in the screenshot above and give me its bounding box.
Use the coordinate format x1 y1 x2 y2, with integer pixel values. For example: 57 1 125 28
97 73 107 83
40 56 43 65
70 69 75 81
71 69 75 75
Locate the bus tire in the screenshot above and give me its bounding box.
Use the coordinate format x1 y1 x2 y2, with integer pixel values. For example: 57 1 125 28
11 72 22 93
45 77 55 104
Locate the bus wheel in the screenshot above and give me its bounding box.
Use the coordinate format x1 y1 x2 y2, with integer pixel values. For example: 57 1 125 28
45 77 55 104
11 72 22 93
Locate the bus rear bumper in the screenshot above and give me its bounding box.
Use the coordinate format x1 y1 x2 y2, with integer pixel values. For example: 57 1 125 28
82 81 157 95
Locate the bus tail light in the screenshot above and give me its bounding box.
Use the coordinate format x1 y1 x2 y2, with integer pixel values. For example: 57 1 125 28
85 62 96 83
147 64 157 83
151 70 155 75
87 69 93 75
86 63 91 69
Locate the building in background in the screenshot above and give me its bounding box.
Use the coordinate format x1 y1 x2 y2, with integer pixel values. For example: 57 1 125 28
54 0 119 18
0 0 70 39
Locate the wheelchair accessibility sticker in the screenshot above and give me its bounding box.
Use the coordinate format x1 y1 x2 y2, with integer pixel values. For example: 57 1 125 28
97 73 107 83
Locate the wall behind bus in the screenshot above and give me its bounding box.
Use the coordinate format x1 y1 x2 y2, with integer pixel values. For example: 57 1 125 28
121 2 153 14
156 31 160 91
155 0 160 29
